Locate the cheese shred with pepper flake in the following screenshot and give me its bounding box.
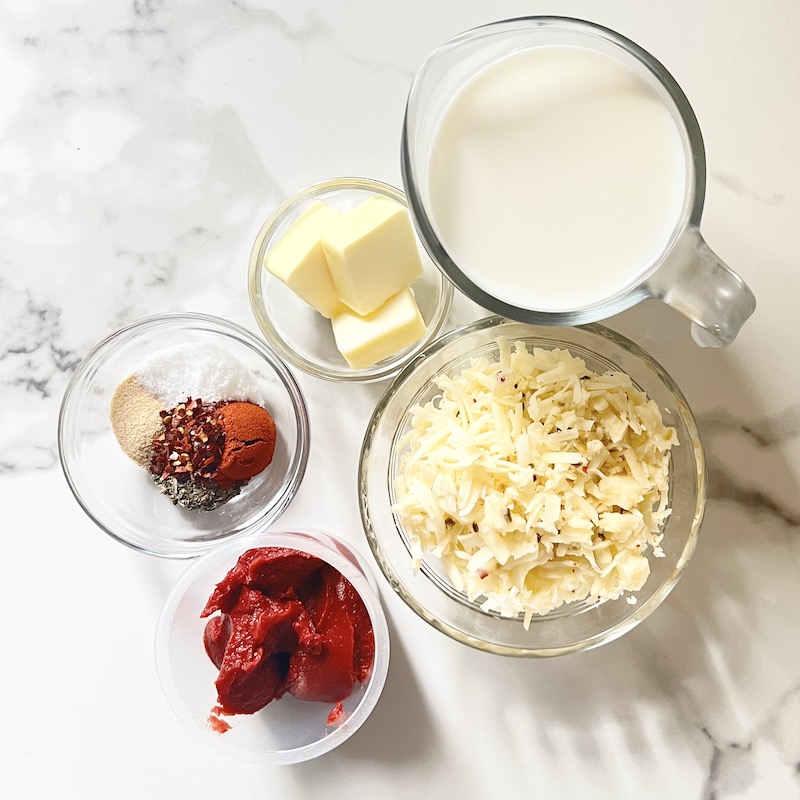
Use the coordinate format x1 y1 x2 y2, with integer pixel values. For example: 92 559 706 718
392 338 678 627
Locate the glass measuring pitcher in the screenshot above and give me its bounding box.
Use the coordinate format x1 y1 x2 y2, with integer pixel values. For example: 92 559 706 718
401 17 756 347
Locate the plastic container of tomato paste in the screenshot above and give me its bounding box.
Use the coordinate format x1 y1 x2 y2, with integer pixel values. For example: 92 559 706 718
155 528 390 764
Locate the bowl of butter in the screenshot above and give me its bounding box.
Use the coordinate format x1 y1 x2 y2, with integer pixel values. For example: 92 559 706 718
248 177 453 383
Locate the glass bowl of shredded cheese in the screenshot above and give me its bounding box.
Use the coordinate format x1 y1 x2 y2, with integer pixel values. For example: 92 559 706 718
359 316 705 656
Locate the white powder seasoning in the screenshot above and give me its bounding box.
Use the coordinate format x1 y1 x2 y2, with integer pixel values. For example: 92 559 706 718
135 343 264 408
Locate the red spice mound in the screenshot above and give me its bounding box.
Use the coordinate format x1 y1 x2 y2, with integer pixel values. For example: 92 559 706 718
201 547 375 718
215 402 276 486
150 398 226 481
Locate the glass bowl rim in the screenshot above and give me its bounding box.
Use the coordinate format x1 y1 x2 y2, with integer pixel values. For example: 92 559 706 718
247 176 454 384
57 311 311 558
358 314 707 656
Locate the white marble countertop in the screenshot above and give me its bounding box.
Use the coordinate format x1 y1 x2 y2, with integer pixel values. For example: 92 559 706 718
2 1 799 798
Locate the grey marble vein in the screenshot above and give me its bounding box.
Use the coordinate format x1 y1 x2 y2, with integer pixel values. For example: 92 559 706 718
345 52 415 80
709 465 800 527
700 407 800 446
712 170 787 207
702 729 756 800
229 0 334 47
0 280 83 472
700 680 800 799
698 408 800 526
0 280 82 398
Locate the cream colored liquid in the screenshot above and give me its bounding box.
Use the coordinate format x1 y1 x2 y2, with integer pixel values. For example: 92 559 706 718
427 45 689 312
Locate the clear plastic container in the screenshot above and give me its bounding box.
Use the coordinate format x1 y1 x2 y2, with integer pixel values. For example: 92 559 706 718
155 528 390 763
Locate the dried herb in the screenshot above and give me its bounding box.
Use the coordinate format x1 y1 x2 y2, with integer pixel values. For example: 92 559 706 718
152 474 241 511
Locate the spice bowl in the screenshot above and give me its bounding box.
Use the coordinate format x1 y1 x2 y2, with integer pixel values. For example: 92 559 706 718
359 316 706 656
248 177 454 383
58 313 310 558
155 528 390 764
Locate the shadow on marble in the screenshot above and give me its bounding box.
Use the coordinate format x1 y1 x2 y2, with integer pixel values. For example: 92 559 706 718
603 298 800 791
289 609 437 774
289 301 800 793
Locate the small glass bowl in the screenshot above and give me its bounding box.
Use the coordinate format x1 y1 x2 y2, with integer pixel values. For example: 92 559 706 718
155 528 390 764
248 177 454 383
58 313 310 558
359 316 706 656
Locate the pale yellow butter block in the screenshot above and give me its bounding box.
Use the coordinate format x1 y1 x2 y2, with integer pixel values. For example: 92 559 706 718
321 196 423 316
331 288 427 369
264 201 343 318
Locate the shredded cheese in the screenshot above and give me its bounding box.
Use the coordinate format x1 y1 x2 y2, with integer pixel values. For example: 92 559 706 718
392 338 677 626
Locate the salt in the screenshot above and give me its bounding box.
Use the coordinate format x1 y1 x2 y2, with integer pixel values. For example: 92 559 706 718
136 343 264 408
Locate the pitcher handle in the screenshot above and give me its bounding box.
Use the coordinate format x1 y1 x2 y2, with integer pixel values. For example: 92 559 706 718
646 226 756 347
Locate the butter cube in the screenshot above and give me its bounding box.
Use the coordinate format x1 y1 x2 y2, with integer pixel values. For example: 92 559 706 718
322 196 423 316
264 201 342 318
331 288 427 369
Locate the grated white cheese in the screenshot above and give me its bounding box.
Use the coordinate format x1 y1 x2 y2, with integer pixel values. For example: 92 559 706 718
392 338 678 626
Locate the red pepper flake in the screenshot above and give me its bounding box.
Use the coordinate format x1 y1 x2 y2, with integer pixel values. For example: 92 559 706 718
150 397 226 482
582 465 589 473
477 569 489 579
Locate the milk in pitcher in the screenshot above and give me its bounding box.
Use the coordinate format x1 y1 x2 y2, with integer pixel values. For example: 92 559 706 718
427 45 690 312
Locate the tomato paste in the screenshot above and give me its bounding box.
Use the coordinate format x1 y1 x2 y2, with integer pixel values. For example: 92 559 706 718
201 547 375 720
